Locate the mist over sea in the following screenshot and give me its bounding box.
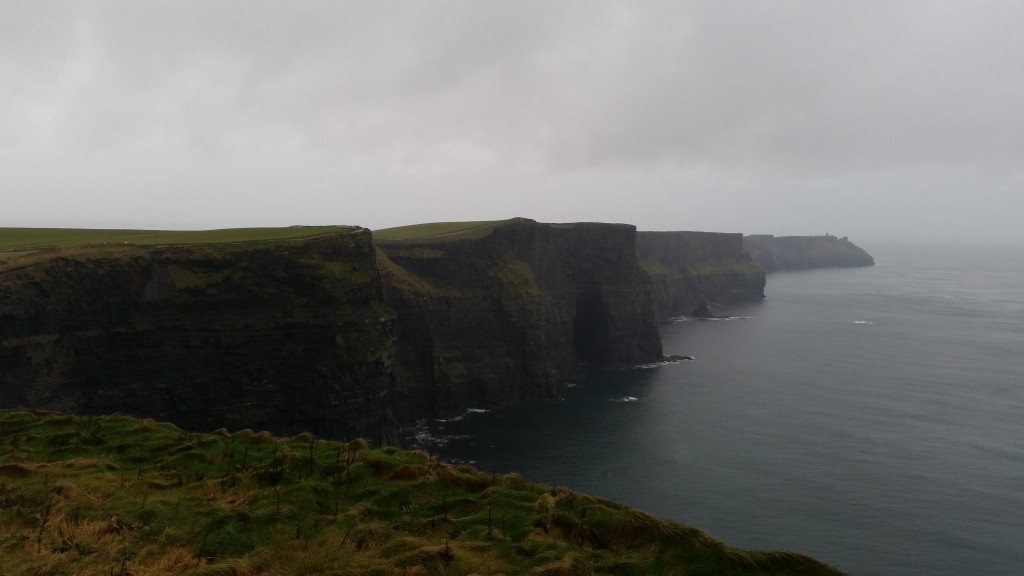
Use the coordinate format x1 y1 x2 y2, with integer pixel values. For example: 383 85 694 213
414 244 1024 576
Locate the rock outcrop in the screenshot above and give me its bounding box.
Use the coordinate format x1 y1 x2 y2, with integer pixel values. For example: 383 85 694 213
376 218 663 423
0 231 400 444
637 231 765 318
743 234 875 273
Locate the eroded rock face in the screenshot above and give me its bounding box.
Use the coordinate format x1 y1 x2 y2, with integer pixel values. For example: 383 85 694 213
743 234 875 273
377 219 663 422
637 231 766 318
0 231 399 443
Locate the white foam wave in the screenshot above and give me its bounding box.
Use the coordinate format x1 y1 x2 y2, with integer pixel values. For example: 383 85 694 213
634 356 694 370
436 407 490 423
674 315 753 322
405 419 472 450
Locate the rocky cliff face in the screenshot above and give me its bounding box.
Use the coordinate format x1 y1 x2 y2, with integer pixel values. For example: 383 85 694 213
377 218 663 423
0 231 399 443
1 220 666 439
744 234 875 273
637 231 765 318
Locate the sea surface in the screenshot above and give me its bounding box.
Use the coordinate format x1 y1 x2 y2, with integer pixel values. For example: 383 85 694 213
411 244 1024 576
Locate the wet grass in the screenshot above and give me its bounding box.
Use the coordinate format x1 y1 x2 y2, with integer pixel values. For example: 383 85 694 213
0 410 846 575
372 221 505 242
0 226 358 271
0 226 354 250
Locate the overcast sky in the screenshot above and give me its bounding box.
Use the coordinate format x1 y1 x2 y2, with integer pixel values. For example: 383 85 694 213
3 1 1023 246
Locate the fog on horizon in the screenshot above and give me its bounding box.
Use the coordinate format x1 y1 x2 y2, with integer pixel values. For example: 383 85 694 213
2 1 1023 248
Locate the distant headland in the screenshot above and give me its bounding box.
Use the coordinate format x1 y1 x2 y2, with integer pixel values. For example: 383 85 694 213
743 234 875 273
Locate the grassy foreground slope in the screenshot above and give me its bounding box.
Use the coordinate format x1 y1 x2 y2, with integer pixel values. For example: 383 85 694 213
0 410 845 576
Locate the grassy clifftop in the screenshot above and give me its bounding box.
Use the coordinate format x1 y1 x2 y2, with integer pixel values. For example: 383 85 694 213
372 221 504 242
0 226 358 272
0 410 845 576
0 226 357 249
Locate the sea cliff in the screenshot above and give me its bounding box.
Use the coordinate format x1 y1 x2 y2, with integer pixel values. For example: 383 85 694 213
637 231 765 318
376 218 663 423
1 221 668 438
744 234 874 273
2 222 791 440
0 230 399 444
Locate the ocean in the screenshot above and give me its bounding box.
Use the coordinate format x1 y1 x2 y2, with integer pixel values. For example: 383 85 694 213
412 244 1024 576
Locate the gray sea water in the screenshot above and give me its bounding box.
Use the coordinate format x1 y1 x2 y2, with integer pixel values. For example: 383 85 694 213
414 244 1024 576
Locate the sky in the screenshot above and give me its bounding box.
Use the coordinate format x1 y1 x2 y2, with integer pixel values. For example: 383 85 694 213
3 1 1023 246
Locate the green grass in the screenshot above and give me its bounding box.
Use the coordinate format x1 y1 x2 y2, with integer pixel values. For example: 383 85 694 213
0 226 360 271
372 221 506 242
0 226 355 251
0 410 847 576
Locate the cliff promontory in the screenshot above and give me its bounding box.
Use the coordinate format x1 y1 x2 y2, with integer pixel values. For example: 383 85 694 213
375 218 663 423
637 231 765 318
0 229 399 443
743 234 875 273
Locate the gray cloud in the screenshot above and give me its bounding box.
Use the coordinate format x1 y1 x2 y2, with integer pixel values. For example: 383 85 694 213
2 1 1023 245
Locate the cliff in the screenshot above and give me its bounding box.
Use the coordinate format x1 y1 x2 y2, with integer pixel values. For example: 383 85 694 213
0 230 399 444
1 221 666 438
376 218 663 423
744 234 875 273
637 231 765 318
